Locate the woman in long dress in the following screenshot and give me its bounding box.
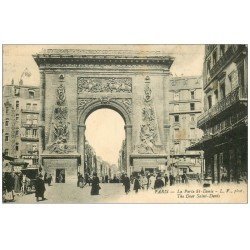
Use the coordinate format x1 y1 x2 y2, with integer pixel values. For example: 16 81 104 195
91 173 100 195
133 176 141 193
149 174 156 189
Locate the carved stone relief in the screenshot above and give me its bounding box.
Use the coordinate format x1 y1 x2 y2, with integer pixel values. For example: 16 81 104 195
77 77 132 94
78 97 132 115
137 76 164 154
47 84 74 154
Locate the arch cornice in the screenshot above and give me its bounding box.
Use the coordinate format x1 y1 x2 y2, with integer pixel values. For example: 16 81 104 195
78 97 132 126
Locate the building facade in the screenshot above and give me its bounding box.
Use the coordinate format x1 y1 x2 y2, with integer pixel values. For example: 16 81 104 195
189 44 248 183
168 76 204 175
33 49 175 179
118 139 126 173
84 140 97 175
3 81 40 166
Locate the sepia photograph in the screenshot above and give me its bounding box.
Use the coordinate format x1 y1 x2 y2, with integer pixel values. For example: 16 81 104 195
1 1 250 250
2 44 248 204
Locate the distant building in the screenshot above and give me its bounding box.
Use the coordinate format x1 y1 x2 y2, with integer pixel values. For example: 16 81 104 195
118 139 126 173
84 140 113 178
168 76 204 174
189 45 248 183
84 140 97 174
3 81 40 167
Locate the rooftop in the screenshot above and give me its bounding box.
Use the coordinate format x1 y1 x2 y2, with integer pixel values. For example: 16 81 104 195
33 49 175 68
37 48 174 57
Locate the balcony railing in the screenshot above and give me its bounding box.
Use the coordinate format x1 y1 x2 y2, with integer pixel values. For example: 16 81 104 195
21 135 39 141
197 86 247 127
20 150 38 157
21 108 39 113
21 123 38 128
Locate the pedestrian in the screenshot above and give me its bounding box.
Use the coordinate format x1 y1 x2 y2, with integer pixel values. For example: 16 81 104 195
85 173 90 186
133 175 141 193
123 173 130 194
154 175 165 190
77 172 81 187
181 174 185 183
105 174 109 183
59 171 64 183
44 172 48 184
91 173 100 195
183 173 188 184
164 174 169 186
169 173 174 186
35 174 46 202
5 172 15 201
21 174 27 195
79 174 84 188
149 174 156 189
141 175 148 190
47 174 53 186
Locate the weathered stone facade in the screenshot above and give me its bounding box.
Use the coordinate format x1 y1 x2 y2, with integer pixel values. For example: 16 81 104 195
3 83 40 166
33 49 174 180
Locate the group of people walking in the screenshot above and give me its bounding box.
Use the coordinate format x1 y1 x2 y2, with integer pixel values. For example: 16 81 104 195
122 172 189 194
122 173 167 194
77 172 101 195
2 170 53 203
2 172 31 202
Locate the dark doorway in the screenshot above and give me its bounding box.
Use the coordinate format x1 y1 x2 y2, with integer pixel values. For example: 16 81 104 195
56 169 65 183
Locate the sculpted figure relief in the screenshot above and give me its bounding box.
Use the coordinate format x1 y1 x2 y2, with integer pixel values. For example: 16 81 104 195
78 98 132 114
47 84 73 154
78 77 132 93
137 76 162 154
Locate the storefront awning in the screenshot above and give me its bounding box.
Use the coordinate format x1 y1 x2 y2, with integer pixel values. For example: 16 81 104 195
9 159 29 166
2 153 16 161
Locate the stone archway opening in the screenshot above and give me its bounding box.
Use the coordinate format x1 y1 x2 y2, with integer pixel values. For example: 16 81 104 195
84 108 125 178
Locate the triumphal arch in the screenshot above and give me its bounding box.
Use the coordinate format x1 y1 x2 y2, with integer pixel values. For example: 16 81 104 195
33 49 174 179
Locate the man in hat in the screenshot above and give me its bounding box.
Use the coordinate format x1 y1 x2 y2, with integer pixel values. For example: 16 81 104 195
35 174 46 202
154 174 165 190
123 173 130 194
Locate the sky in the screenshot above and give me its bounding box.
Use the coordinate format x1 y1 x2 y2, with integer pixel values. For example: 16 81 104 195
85 109 125 165
3 45 205 165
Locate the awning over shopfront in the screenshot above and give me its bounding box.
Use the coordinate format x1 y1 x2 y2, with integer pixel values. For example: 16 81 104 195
187 135 213 151
2 153 16 161
9 159 29 167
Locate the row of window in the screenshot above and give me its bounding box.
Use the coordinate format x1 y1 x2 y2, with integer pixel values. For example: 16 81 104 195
173 103 196 112
206 45 227 74
173 90 196 101
15 88 36 99
206 70 238 109
5 101 38 113
173 114 196 123
5 129 38 141
4 143 38 154
4 114 38 125
173 128 196 140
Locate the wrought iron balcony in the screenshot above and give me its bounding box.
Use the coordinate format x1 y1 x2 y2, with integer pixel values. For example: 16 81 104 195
21 123 39 128
197 86 247 127
20 150 38 157
21 108 39 113
20 135 39 141
205 45 245 88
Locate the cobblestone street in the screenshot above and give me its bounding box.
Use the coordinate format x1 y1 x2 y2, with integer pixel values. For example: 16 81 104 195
11 180 248 204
